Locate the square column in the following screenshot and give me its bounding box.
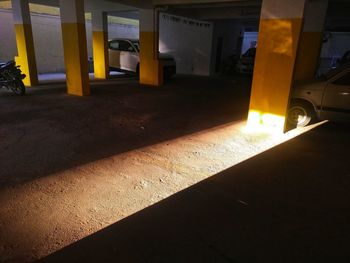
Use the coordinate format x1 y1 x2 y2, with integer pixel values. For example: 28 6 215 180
294 0 329 81
92 11 109 79
60 0 90 96
247 0 306 132
11 0 38 86
139 9 163 87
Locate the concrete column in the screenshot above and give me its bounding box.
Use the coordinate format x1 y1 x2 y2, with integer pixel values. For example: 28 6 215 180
92 11 109 79
11 0 38 86
294 0 328 81
139 9 163 87
60 0 90 96
247 0 306 132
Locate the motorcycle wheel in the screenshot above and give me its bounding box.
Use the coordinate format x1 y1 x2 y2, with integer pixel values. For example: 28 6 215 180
11 80 25 96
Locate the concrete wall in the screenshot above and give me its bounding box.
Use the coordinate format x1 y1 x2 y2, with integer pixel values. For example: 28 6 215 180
1 8 214 76
0 10 18 65
209 20 260 74
0 9 138 73
159 12 213 76
210 20 244 74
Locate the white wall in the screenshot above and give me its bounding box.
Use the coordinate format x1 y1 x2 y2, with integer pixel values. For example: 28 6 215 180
210 20 244 74
107 23 138 40
1 9 214 76
0 9 139 73
159 13 213 76
32 13 65 73
0 10 17 63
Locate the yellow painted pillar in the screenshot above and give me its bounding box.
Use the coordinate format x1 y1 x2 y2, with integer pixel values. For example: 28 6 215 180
11 0 38 86
139 9 163 87
294 0 328 81
247 0 306 132
59 0 90 96
92 11 109 79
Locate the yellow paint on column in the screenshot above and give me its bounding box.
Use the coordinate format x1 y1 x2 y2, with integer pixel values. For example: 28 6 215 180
248 18 303 131
294 31 323 81
61 23 90 96
14 23 38 86
92 31 109 79
139 31 163 87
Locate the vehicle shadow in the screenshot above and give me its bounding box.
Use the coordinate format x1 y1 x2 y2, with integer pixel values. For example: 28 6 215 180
39 121 350 263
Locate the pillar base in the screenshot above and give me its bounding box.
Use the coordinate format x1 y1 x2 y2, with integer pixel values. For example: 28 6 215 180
246 110 286 133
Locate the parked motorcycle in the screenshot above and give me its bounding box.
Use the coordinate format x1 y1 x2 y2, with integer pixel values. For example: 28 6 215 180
0 60 26 96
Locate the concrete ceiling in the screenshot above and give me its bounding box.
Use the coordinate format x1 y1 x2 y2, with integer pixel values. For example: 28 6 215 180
163 0 261 20
1 0 349 30
109 9 139 19
151 0 350 32
0 0 137 12
325 0 350 31
106 0 153 8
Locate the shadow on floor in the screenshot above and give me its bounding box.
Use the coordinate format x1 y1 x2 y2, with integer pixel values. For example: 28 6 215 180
0 75 252 188
39 122 350 263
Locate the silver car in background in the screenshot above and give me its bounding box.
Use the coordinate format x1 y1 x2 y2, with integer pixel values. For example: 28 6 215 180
288 64 350 127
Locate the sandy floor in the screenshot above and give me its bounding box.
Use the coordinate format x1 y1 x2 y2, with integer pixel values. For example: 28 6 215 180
0 75 348 262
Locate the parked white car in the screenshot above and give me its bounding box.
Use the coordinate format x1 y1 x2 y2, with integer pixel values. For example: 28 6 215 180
288 64 350 127
108 38 176 79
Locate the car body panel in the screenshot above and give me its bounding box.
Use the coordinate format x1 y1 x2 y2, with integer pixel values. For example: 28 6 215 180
109 49 122 69
121 51 139 72
108 39 139 72
293 81 325 116
321 71 350 121
291 67 350 122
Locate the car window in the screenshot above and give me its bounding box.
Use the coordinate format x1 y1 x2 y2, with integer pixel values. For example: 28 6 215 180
325 63 350 80
109 41 119 50
109 40 134 52
118 40 134 52
131 41 140 52
333 72 350 86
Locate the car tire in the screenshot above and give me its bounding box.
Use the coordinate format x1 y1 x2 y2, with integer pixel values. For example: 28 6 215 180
11 80 25 96
287 101 315 127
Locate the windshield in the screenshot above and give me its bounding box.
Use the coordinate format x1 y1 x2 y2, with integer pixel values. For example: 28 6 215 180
324 62 350 80
131 41 140 52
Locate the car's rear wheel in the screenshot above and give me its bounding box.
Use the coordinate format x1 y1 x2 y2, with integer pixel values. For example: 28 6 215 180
287 101 315 127
10 80 25 96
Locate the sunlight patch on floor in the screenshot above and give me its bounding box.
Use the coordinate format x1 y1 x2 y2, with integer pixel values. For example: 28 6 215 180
0 120 327 260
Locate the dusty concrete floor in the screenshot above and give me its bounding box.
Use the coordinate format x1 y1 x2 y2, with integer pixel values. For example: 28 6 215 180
0 75 349 262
